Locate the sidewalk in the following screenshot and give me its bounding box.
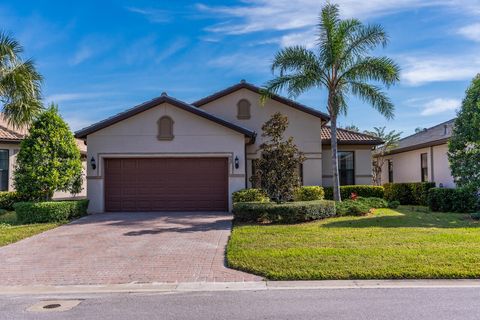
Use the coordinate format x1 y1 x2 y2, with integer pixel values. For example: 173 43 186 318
2 279 480 295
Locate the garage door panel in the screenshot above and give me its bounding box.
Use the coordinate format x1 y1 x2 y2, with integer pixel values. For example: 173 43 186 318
105 158 228 212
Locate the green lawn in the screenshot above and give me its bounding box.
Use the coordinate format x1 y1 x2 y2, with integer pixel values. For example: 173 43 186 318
227 206 480 280
0 211 62 247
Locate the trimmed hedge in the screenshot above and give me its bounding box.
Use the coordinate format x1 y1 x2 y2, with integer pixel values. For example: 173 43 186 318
294 186 325 201
232 189 270 203
233 200 336 223
324 185 384 200
428 188 478 213
14 199 89 224
383 182 436 205
0 192 28 211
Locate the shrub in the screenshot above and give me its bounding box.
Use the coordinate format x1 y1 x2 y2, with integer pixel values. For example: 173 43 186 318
14 199 89 224
324 185 384 200
357 197 388 209
233 189 270 203
0 192 28 210
428 187 478 213
388 200 400 209
471 212 480 220
335 200 371 216
233 200 336 223
383 182 435 205
294 186 325 201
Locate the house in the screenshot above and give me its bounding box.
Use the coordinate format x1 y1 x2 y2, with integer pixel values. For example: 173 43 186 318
75 81 383 213
379 119 455 188
0 114 87 198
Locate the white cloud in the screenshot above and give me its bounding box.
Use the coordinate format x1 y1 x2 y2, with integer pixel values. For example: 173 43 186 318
70 35 114 66
279 29 317 48
70 45 93 65
44 92 104 104
155 38 188 63
458 23 480 42
401 55 480 85
122 36 188 65
420 98 460 116
126 7 171 23
207 53 270 73
197 0 462 35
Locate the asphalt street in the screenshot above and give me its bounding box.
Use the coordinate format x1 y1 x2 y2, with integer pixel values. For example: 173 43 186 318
2 287 480 320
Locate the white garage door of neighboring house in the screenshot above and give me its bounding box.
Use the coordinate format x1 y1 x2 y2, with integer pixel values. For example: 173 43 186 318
104 158 228 212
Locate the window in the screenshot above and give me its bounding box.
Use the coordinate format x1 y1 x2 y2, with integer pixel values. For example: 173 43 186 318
388 160 393 183
338 151 355 185
157 116 174 140
0 150 8 191
421 153 428 182
237 99 251 119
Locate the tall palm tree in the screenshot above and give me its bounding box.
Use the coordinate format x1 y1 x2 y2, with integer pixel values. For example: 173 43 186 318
263 4 400 201
0 31 43 128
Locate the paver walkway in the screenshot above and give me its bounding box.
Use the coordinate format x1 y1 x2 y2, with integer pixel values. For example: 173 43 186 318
0 212 261 285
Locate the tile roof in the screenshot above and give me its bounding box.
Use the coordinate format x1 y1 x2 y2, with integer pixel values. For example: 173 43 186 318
75 94 256 141
0 125 24 141
383 118 455 155
192 80 331 122
321 126 384 145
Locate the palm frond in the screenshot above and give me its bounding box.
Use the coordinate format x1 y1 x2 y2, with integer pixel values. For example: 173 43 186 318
271 46 320 76
0 31 22 62
340 56 400 87
263 73 319 100
317 3 341 70
341 24 388 66
0 59 43 128
349 81 394 119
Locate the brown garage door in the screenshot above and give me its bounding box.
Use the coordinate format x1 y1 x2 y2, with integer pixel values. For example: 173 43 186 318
104 158 228 212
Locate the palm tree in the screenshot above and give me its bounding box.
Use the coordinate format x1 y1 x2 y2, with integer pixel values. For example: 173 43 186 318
0 31 43 128
263 3 400 201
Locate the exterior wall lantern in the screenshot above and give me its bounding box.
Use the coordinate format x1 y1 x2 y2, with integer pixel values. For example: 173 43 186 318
234 156 240 169
90 156 97 170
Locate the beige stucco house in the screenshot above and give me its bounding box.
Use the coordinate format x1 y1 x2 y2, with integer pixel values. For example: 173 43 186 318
379 119 455 188
75 81 383 213
0 114 87 198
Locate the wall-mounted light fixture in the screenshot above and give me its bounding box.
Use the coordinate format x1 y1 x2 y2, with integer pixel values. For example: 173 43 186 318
234 156 240 169
90 156 96 170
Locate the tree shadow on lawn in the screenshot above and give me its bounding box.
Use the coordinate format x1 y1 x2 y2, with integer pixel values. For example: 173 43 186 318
323 208 477 229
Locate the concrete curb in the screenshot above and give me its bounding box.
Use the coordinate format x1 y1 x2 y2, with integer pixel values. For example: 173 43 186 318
2 279 480 295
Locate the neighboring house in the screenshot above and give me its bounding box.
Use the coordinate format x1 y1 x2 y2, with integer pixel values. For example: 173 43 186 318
0 114 87 198
379 119 455 188
75 81 383 213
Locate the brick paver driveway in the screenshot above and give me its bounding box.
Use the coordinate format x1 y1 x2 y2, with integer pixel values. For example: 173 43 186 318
0 212 261 286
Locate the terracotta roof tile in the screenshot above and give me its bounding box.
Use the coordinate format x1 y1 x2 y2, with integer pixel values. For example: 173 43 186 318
0 125 24 141
321 126 383 145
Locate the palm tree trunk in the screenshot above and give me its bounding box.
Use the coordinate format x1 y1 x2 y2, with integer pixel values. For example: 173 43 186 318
330 116 342 201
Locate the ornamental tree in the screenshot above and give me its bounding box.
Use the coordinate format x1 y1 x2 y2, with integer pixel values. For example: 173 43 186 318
448 74 480 191
14 105 83 200
364 126 402 186
251 112 305 203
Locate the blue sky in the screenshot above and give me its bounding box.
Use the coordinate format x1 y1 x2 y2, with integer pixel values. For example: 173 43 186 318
2 0 480 136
